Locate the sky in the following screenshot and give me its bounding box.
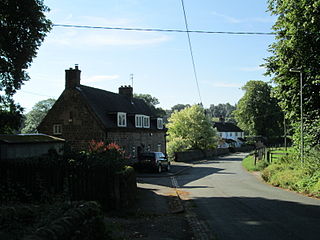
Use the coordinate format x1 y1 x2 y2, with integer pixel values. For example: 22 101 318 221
13 0 276 112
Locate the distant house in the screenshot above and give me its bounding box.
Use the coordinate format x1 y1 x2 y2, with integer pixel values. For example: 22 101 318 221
213 117 244 148
38 65 166 157
0 134 65 160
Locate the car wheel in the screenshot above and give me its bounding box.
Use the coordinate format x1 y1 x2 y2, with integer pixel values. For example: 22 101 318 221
158 164 162 173
166 163 171 172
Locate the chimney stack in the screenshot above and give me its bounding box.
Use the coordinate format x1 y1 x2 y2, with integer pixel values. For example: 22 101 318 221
65 64 81 89
119 85 133 99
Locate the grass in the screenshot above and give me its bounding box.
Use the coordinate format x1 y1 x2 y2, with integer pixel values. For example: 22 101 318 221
242 147 320 198
242 154 268 172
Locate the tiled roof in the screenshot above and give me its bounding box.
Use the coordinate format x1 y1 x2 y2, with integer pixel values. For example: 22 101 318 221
213 122 243 132
77 85 158 129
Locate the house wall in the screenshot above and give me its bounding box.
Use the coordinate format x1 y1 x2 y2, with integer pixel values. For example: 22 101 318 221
107 131 166 157
38 89 106 151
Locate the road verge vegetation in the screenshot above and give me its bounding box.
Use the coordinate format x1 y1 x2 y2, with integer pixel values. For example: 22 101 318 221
242 148 320 198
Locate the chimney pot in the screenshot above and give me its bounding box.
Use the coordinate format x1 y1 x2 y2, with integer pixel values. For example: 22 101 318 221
119 85 133 99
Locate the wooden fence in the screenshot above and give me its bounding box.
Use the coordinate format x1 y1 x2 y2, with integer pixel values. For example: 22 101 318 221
0 157 136 210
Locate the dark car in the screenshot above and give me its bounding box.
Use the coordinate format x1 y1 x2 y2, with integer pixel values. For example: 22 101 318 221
136 152 170 173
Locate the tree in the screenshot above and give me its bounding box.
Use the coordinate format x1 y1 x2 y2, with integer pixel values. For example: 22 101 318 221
208 103 236 118
234 80 283 139
263 0 320 145
171 104 191 112
21 98 55 133
134 93 166 117
0 0 52 133
167 105 218 158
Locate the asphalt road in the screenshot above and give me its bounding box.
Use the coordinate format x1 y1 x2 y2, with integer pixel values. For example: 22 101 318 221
172 153 320 240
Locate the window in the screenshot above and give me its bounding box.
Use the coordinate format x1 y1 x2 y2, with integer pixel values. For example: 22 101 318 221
135 115 144 128
53 124 62 135
157 118 163 129
157 144 162 152
117 112 127 127
143 116 150 128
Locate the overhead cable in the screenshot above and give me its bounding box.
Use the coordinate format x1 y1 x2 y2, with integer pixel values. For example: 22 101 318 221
180 0 202 105
53 24 275 36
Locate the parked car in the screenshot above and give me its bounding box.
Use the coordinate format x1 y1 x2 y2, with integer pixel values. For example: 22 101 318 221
136 152 170 173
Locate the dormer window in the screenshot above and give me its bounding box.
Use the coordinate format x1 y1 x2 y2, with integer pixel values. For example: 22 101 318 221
117 112 127 127
157 118 163 129
143 116 150 128
135 115 144 128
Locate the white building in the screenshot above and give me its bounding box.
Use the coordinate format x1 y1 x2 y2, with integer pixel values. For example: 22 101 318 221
213 118 244 148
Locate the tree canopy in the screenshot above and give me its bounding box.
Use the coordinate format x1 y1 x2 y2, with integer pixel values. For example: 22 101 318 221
0 0 52 133
134 93 166 117
264 0 320 147
21 98 55 133
167 105 218 158
234 80 283 139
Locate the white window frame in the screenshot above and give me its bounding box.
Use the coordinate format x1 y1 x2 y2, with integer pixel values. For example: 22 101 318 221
117 112 127 127
143 116 150 128
53 124 62 135
157 118 163 129
135 114 144 128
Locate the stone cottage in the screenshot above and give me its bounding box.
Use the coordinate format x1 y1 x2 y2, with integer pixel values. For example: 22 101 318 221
38 65 166 157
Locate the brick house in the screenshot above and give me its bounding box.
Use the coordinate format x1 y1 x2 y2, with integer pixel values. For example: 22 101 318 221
38 65 166 157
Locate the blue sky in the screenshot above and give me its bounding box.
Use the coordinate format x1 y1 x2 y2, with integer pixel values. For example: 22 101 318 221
14 0 276 112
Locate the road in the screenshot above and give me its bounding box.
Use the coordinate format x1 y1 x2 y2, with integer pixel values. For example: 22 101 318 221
139 152 320 240
174 152 320 240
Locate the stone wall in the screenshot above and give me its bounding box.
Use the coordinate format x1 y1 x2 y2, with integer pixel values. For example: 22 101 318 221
174 147 252 162
107 131 166 157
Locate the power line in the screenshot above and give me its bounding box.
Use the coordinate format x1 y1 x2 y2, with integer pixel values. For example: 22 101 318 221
180 0 202 105
53 24 275 36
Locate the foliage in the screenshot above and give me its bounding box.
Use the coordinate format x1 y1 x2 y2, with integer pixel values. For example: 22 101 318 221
264 0 320 147
207 103 236 119
0 0 52 133
167 105 218 158
242 155 268 172
0 99 23 133
134 93 166 117
21 98 55 133
171 104 191 112
261 150 320 197
234 80 283 138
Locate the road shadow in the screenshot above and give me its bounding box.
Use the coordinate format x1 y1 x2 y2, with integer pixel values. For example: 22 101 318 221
189 196 320 240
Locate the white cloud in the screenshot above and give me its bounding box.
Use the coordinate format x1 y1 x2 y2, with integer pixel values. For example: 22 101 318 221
83 75 120 84
49 28 170 47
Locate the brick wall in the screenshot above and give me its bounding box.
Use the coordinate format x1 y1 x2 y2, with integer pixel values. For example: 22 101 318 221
107 131 166 157
38 89 106 151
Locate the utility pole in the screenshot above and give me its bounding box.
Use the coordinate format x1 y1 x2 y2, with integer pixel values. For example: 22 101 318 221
289 68 304 163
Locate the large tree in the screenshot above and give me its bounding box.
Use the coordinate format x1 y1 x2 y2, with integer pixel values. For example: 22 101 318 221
0 0 52 133
134 93 166 117
21 98 55 133
167 105 218 157
234 80 283 139
263 0 320 145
